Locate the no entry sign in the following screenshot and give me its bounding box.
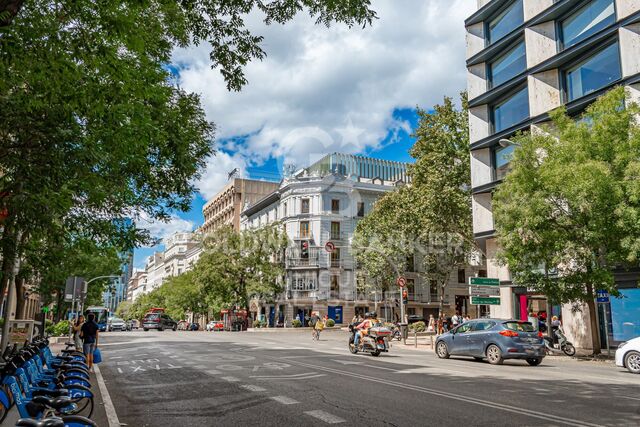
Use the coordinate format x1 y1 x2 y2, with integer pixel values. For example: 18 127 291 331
325 241 335 253
397 276 407 288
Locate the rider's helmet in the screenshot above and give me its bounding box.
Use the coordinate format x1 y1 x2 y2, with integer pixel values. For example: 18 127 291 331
365 312 377 319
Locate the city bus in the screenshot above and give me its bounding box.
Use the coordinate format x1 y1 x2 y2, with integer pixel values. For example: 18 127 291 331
85 306 110 331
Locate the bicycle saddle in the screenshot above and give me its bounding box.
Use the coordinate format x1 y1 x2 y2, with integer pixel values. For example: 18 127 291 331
15 417 65 427
32 395 74 410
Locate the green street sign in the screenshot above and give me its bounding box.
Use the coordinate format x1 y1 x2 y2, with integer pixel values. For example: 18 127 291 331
469 277 500 286
471 297 501 305
42 306 49 313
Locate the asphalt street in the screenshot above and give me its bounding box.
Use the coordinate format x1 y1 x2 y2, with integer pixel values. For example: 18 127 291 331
97 329 640 427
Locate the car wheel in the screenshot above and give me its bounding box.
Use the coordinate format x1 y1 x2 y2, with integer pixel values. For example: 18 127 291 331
143 328 148 331
436 341 450 359
173 325 177 331
526 358 542 366
158 326 164 332
486 344 504 365
625 351 640 374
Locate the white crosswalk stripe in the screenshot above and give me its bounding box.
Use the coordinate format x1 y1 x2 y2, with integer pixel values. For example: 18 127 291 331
304 410 345 424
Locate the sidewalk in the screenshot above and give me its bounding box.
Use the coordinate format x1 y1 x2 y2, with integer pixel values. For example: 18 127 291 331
3 342 112 426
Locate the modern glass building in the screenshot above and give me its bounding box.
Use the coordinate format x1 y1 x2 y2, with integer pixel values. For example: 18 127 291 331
465 0 640 350
305 153 410 183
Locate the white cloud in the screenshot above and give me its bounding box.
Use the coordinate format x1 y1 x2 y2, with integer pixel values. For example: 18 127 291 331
195 150 249 200
135 212 195 247
173 0 474 189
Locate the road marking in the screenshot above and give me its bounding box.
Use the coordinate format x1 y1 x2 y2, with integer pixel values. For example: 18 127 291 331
169 355 179 358
271 396 299 405
117 368 123 374
204 369 221 375
167 364 183 369
132 366 146 373
251 372 326 380
618 395 640 402
110 356 123 360
282 358 605 427
240 384 267 392
94 364 121 427
331 360 361 365
184 361 196 365
304 410 345 424
221 376 240 382
193 365 207 370
217 364 243 371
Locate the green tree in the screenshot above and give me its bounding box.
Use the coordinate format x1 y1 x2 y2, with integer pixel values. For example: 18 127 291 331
129 288 167 321
194 224 288 312
0 0 375 315
493 87 640 354
354 94 474 315
115 301 133 321
162 271 209 321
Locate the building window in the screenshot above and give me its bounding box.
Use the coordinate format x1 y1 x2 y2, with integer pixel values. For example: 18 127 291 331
301 198 310 214
458 269 466 284
331 199 340 214
487 0 524 45
429 280 438 300
406 279 415 300
560 0 615 49
406 255 415 272
494 143 516 180
299 221 310 238
564 41 621 102
330 275 339 297
283 202 287 217
330 248 341 267
488 41 526 88
330 222 341 240
357 202 365 217
492 87 529 133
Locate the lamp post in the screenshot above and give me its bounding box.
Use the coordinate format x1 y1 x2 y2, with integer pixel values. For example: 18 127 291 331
498 138 521 148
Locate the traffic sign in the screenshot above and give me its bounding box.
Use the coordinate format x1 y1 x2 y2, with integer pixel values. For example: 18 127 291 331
596 290 610 303
396 276 407 288
469 287 500 297
324 241 335 253
42 306 49 313
469 277 499 286
471 297 501 305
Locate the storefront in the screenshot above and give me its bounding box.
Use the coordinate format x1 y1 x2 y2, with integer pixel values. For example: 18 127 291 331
598 270 640 349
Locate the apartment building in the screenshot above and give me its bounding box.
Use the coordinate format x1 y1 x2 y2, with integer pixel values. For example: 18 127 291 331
466 0 640 349
201 178 280 234
242 153 479 326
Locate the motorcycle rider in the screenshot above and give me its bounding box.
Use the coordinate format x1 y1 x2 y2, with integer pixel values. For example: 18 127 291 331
353 312 376 350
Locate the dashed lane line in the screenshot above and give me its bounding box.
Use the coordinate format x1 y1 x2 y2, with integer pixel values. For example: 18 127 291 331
304 410 346 424
271 396 300 405
240 384 267 392
221 376 240 382
204 369 221 375
274 357 606 427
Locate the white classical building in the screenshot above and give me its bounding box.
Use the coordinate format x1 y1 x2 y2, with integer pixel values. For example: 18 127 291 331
242 153 480 326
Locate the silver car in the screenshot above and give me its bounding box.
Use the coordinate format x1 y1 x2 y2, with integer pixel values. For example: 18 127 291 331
108 317 126 331
435 319 545 366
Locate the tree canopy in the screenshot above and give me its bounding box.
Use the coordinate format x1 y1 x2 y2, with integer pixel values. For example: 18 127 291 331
354 93 474 315
493 87 640 353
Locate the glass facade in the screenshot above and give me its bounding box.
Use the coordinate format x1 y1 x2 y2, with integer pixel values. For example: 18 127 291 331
492 87 530 132
304 153 409 182
561 0 615 48
489 41 526 87
610 288 640 342
487 0 524 44
494 144 516 180
565 42 621 101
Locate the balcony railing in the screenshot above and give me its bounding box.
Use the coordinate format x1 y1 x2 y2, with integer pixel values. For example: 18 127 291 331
328 231 349 241
286 257 320 268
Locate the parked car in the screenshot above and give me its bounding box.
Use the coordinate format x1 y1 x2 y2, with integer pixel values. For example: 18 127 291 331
435 319 545 366
177 320 189 331
189 322 200 331
407 315 425 324
130 319 140 330
107 317 126 331
616 336 640 374
206 320 224 331
143 312 178 331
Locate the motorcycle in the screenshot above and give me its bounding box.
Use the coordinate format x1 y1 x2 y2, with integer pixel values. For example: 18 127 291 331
544 326 576 356
348 323 391 357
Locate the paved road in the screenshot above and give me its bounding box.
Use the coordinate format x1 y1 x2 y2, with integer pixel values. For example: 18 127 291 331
98 329 640 426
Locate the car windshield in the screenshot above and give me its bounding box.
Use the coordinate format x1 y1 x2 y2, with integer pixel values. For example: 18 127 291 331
145 314 160 320
503 321 535 332
112 318 123 322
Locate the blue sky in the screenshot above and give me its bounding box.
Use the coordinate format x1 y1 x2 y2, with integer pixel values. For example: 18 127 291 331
133 1 473 269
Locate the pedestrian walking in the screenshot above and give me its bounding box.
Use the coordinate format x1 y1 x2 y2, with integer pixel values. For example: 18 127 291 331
427 314 435 332
463 315 470 323
437 315 444 335
452 311 461 327
313 314 325 340
72 314 85 351
80 312 100 370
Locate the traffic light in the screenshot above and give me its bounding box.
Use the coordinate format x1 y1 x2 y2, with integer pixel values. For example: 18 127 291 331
402 290 408 305
301 241 309 258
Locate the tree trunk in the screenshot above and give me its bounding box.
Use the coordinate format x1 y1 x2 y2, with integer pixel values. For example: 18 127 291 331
0 222 18 310
15 276 25 318
439 281 446 317
585 283 601 355
0 0 25 26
